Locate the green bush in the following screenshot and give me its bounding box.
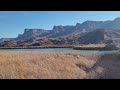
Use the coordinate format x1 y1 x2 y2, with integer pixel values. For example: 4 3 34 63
104 44 119 50
115 50 120 57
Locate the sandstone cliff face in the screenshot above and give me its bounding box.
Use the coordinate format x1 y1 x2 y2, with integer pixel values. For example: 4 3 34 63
16 29 120 47
16 29 50 41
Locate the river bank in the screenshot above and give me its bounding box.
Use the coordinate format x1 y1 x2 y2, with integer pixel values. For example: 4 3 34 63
0 45 74 49
0 44 119 51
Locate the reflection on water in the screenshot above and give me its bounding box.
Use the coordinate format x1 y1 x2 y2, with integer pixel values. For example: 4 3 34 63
0 48 117 55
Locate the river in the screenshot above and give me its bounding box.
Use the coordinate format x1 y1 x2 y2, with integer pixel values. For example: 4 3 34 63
0 48 118 55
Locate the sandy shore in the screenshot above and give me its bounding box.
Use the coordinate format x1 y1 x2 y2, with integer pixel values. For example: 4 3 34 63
0 51 119 79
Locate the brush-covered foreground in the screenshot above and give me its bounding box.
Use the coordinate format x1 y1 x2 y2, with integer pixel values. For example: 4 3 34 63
0 51 119 79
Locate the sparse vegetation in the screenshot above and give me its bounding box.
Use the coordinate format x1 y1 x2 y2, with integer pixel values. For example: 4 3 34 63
0 51 119 79
73 44 119 50
104 44 119 50
115 50 120 57
118 50 120 55
73 44 106 50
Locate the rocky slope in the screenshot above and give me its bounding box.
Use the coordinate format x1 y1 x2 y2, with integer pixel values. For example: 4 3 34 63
16 29 50 41
14 29 120 47
79 29 120 45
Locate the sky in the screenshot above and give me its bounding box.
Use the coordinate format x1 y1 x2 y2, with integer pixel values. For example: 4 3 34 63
0 11 120 38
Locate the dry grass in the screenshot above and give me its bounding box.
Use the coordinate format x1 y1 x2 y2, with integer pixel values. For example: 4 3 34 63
73 44 106 50
0 51 119 79
76 44 106 48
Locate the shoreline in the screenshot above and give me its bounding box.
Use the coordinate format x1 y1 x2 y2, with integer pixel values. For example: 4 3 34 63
0 46 119 51
0 44 119 51
0 46 74 49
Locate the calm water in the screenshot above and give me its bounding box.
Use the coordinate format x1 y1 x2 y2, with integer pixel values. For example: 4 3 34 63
0 48 118 55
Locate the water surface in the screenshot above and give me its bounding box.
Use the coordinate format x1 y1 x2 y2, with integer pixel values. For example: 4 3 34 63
0 48 117 55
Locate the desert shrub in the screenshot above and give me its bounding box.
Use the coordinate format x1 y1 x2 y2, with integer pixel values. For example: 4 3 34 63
104 44 119 50
116 50 120 56
31 43 41 46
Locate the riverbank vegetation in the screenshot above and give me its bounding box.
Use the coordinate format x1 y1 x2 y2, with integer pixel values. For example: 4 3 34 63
0 44 119 50
73 44 119 50
114 49 120 57
0 51 119 79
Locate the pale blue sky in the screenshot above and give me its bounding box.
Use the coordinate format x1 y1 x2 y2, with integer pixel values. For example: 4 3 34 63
0 11 120 38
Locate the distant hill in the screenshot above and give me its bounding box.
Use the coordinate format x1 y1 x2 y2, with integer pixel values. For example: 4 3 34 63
15 17 120 40
16 29 50 41
1 17 120 47
15 29 120 47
